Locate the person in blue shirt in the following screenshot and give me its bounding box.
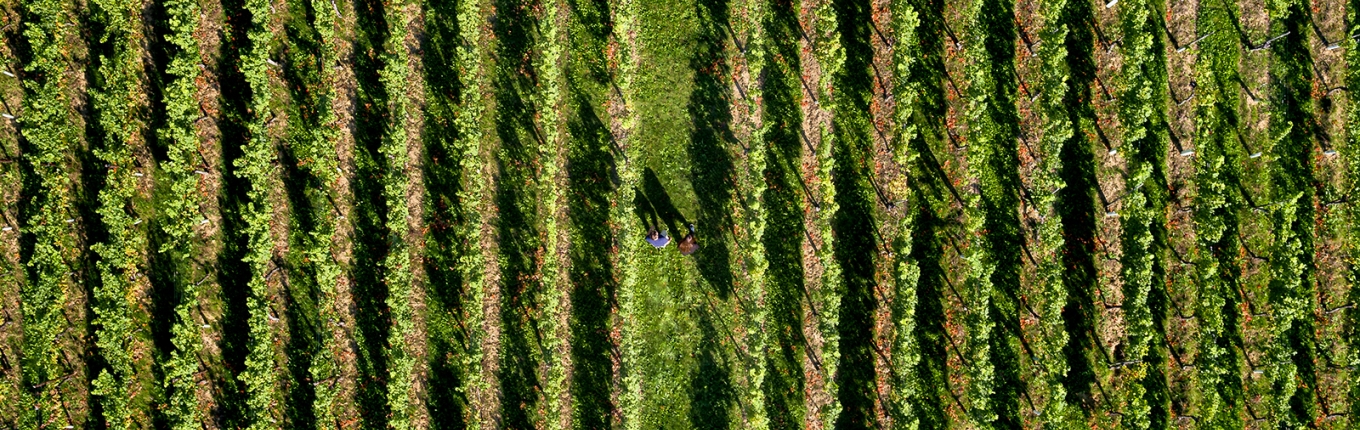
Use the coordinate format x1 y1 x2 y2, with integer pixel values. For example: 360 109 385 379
645 227 671 248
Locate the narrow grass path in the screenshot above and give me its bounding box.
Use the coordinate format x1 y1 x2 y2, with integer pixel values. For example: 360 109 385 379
563 0 621 424
755 0 809 426
618 0 749 424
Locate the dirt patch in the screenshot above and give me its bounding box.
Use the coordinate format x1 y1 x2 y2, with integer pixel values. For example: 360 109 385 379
0 0 25 425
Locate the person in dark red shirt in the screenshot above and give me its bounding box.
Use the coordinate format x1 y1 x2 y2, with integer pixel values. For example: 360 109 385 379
677 224 698 256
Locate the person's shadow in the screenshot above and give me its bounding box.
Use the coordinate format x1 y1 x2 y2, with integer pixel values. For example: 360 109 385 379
634 167 690 236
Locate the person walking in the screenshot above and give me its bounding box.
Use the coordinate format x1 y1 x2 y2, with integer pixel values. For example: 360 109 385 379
677 224 698 256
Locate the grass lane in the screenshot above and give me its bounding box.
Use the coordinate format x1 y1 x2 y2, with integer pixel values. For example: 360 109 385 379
756 0 809 426
619 0 747 423
564 0 621 424
420 0 482 424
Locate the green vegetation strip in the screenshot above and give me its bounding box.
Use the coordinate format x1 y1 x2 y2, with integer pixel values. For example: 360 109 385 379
888 0 924 423
533 0 568 425
1033 0 1077 424
1265 0 1319 425
1191 0 1246 426
563 0 619 424
279 0 345 422
379 0 418 425
962 0 1023 425
754 0 809 425
452 0 490 423
1116 0 1171 425
889 0 951 425
158 0 208 425
1034 0 1104 420
1348 0 1360 421
736 0 770 425
615 0 644 425
811 0 843 425
17 0 83 426
238 0 283 424
420 0 482 424
824 0 878 425
89 0 152 424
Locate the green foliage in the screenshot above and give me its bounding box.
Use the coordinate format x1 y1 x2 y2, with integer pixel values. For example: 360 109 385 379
1032 0 1097 423
1190 0 1246 426
739 0 770 425
16 0 82 426
962 0 1023 425
886 133 921 430
451 0 490 423
614 0 645 424
379 0 417 426
236 0 283 425
158 0 208 425
533 0 570 426
89 0 151 425
1265 0 1319 425
1116 0 1171 425
1346 0 1360 422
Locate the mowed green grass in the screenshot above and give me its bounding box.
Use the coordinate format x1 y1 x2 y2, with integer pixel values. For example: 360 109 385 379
625 0 747 425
